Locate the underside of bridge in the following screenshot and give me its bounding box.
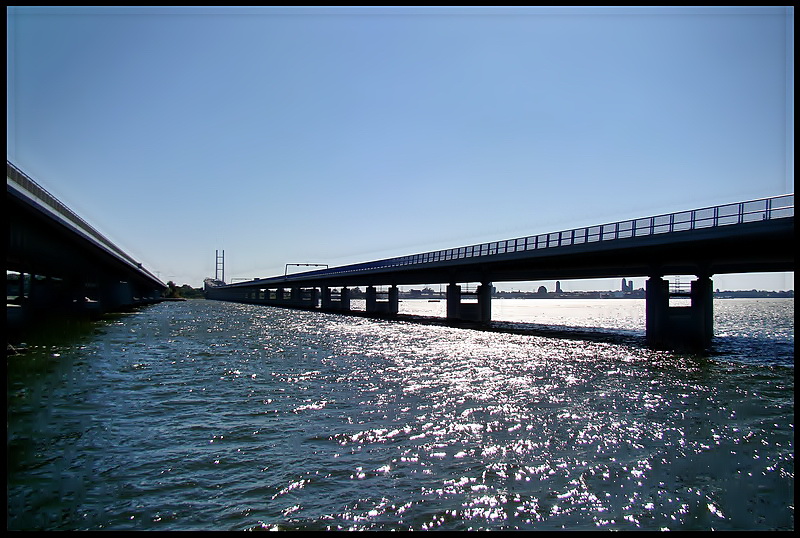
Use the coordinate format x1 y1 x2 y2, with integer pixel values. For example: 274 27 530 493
205 275 719 351
205 212 792 351
7 170 167 338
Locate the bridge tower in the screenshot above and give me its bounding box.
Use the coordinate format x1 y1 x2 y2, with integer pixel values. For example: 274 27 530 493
215 250 225 284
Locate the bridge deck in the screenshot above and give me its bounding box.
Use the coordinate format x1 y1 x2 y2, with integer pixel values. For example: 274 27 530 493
224 194 794 289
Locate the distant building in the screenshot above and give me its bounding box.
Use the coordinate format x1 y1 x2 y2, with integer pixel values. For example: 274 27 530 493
556 281 562 293
621 278 634 292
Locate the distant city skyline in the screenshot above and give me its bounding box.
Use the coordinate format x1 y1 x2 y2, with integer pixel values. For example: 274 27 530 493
7 6 794 291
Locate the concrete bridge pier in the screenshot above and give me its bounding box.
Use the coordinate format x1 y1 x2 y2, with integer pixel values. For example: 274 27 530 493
646 275 713 350
321 286 351 312
389 285 400 315
340 287 351 312
446 284 460 319
365 285 399 315
9 273 105 327
321 286 332 309
24 275 75 313
10 271 25 300
289 287 317 308
306 287 319 308
97 278 135 311
446 282 492 323
27 275 62 309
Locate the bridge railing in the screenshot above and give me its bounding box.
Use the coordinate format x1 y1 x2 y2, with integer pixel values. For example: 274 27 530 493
282 193 793 281
7 161 160 281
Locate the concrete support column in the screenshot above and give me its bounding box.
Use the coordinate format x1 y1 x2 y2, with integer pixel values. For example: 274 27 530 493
28 275 54 309
646 275 714 350
388 285 399 315
366 286 377 312
446 284 461 319
290 287 300 304
691 275 714 346
16 272 26 299
321 286 333 309
19 274 104 318
320 286 350 311
44 275 77 309
646 276 669 346
477 282 492 323
27 275 42 308
446 283 491 323
27 274 40 307
365 285 400 316
108 280 135 310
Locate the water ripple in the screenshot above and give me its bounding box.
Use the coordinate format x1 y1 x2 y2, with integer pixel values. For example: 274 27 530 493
6 299 793 531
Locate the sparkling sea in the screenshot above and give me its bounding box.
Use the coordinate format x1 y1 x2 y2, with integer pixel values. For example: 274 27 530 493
6 298 794 530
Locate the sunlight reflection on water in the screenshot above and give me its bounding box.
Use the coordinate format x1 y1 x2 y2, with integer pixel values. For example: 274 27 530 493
6 298 794 531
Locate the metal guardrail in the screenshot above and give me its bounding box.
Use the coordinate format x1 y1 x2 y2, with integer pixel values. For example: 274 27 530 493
281 193 794 281
7 161 161 282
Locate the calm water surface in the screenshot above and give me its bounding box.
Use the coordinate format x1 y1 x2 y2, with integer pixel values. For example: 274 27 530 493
6 298 794 530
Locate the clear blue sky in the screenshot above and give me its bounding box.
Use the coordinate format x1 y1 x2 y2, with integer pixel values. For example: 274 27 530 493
7 6 794 291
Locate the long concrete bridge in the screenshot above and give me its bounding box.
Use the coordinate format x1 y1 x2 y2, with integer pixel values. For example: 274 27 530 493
7 161 167 331
206 193 794 349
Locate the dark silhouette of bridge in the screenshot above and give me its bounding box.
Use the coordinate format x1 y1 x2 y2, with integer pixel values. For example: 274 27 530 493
206 193 794 350
8 158 790 351
7 161 167 334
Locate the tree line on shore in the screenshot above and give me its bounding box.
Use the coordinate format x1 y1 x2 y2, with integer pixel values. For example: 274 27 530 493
163 282 205 299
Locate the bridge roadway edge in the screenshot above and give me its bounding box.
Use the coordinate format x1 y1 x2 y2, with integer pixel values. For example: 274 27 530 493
216 216 794 290
7 163 168 342
206 214 792 352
